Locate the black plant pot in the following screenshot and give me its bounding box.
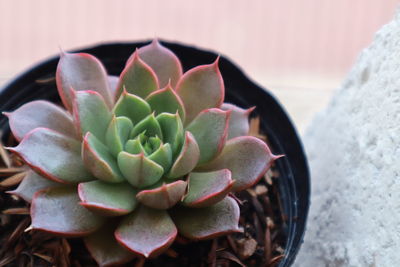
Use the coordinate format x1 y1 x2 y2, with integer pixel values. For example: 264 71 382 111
0 41 310 267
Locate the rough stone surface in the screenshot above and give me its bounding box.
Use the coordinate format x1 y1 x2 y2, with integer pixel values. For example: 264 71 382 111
295 11 400 267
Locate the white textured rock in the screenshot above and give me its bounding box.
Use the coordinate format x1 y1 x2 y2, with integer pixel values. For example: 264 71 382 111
295 11 400 267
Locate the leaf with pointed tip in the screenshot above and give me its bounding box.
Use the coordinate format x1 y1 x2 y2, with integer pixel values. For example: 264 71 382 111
106 116 133 157
56 52 113 111
31 186 105 237
116 51 159 100
125 138 146 155
8 128 93 184
115 206 177 258
156 112 184 155
221 103 254 139
166 131 200 179
113 92 151 125
72 90 112 143
5 100 77 141
7 171 59 203
186 108 230 164
82 133 124 183
108 75 120 98
137 39 183 87
182 169 233 208
78 180 138 216
171 197 240 240
85 222 135 267
130 114 163 139
176 59 224 124
197 136 276 191
148 143 173 172
117 152 164 188
146 84 185 121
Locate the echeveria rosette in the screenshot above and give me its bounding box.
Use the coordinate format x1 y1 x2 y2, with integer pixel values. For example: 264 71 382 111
5 40 279 266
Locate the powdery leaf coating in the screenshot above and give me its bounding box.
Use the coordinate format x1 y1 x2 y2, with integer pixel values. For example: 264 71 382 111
105 116 133 158
156 112 184 156
112 91 151 125
31 186 105 237
108 75 119 98
221 103 254 139
5 100 77 141
56 52 113 111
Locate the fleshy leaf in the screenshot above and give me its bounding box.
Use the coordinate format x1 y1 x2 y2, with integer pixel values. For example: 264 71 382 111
56 52 113 111
31 186 105 236
115 50 159 100
8 128 93 184
85 222 135 267
221 103 254 139
137 39 183 87
113 91 151 125
171 196 240 240
82 133 124 183
182 169 233 208
156 112 184 155
146 83 186 121
130 113 163 139
186 108 230 164
115 206 177 258
5 100 77 141
176 58 224 124
136 180 187 209
72 90 112 143
7 171 59 203
108 75 120 98
117 152 164 188
197 136 276 191
105 116 133 157
125 138 145 155
148 143 173 172
78 180 138 216
166 131 200 179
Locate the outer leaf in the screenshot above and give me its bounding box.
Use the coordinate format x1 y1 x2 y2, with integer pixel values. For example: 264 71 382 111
7 171 59 203
156 112 184 156
136 180 187 209
8 128 93 184
197 136 277 191
85 222 135 267
108 75 119 98
72 90 112 143
221 103 255 139
31 186 105 237
115 206 177 258
176 58 224 124
130 113 163 139
182 169 233 208
117 152 164 188
146 83 186 121
171 196 240 240
137 39 183 87
148 143 173 172
5 100 77 141
105 116 133 157
78 180 138 216
56 52 113 111
166 131 200 179
115 51 159 100
113 90 151 125
186 108 230 164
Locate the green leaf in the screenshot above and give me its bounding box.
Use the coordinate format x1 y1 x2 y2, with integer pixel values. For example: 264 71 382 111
166 131 200 179
130 113 163 139
5 100 78 141
72 90 112 143
105 116 133 157
108 75 119 98
171 197 240 240
31 186 105 237
82 133 124 183
117 152 164 188
146 84 186 121
115 206 177 258
156 112 184 156
176 58 224 124
125 138 146 155
56 52 113 111
115 51 159 100
8 128 93 184
182 169 233 208
186 108 230 164
78 180 138 216
136 180 187 209
113 91 151 125
221 103 254 139
148 143 173 172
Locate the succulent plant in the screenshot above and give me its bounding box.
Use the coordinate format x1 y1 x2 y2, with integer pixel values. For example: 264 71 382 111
5 40 278 266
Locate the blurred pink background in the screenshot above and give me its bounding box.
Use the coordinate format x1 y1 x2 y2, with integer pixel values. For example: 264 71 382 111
0 0 398 131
